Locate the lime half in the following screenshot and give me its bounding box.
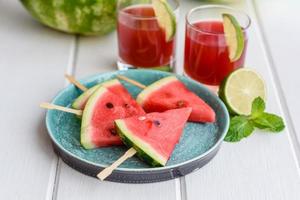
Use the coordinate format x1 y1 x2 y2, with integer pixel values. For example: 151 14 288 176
222 13 245 62
152 0 176 42
219 68 266 115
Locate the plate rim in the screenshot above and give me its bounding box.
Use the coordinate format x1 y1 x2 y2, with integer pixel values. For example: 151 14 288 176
45 70 230 172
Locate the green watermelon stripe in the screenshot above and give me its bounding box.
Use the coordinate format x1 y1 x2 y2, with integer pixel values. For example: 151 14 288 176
21 0 58 29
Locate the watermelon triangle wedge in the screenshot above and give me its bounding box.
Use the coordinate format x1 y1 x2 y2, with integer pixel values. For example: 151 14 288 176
136 76 216 123
115 108 192 166
81 85 145 149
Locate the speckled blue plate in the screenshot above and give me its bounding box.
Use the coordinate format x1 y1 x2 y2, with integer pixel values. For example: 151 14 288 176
46 70 229 183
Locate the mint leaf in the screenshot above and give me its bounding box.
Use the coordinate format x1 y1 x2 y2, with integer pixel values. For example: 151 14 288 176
224 116 254 142
251 97 265 118
253 113 285 132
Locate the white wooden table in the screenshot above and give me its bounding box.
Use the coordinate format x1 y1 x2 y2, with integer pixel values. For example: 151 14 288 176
1 0 300 199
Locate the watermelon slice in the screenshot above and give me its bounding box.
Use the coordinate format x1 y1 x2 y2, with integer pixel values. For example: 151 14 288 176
115 108 192 166
81 86 145 149
136 76 216 123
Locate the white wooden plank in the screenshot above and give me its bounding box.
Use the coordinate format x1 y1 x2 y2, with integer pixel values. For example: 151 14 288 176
0 0 75 199
184 0 300 199
75 32 119 78
56 34 177 200
253 0 300 158
57 163 177 200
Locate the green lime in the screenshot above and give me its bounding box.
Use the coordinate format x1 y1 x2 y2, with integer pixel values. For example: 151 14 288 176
222 13 245 62
152 0 176 42
219 68 266 115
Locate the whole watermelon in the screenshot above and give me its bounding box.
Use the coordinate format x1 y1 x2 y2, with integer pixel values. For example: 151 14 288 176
20 0 117 35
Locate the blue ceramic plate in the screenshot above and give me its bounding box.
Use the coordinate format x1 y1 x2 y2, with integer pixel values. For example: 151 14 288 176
46 70 229 183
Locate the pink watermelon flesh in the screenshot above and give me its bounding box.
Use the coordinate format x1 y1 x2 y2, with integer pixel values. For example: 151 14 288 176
81 86 145 149
115 107 192 166
103 80 145 116
137 76 216 123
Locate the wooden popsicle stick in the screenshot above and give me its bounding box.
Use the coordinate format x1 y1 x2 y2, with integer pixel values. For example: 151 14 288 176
65 74 88 91
97 147 137 181
40 102 83 116
116 75 146 89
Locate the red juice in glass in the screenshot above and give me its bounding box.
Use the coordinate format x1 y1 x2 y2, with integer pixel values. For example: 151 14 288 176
184 6 250 87
117 4 177 69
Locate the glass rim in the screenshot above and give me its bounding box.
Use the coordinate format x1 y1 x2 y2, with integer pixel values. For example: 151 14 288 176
186 5 251 35
118 0 179 20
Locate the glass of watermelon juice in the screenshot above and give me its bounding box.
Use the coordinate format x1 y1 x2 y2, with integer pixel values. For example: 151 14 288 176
117 0 179 71
184 6 250 89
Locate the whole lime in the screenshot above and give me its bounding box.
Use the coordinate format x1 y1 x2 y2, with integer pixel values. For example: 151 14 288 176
20 0 117 35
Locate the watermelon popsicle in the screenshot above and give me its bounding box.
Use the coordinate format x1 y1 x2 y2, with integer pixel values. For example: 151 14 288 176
117 75 216 123
115 107 192 166
98 107 192 180
64 76 145 149
76 81 144 149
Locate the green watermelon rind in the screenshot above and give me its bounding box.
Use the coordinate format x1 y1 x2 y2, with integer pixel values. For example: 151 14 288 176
72 84 100 110
20 0 116 35
101 79 121 88
115 120 167 167
81 87 109 149
72 79 121 110
136 76 177 106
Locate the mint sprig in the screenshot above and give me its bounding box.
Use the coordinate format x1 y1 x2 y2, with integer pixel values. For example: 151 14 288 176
224 116 254 142
224 97 285 142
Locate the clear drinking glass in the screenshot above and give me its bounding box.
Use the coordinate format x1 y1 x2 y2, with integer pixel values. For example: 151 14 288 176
184 5 251 89
117 0 179 71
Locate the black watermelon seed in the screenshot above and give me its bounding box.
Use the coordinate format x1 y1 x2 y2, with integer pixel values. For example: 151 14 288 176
153 120 161 127
176 100 186 108
109 128 117 135
106 102 114 109
124 103 130 108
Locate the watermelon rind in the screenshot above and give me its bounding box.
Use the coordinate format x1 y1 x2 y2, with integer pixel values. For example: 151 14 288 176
20 0 116 35
115 120 167 167
72 79 121 110
72 84 100 110
136 76 177 106
81 87 108 149
100 79 120 88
